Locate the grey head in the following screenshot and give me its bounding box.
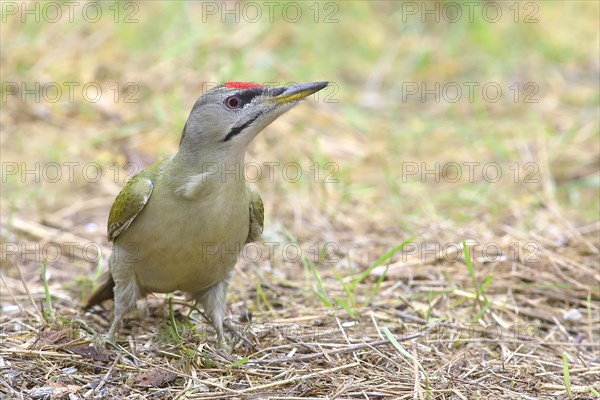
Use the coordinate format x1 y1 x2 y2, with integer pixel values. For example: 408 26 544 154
178 81 329 155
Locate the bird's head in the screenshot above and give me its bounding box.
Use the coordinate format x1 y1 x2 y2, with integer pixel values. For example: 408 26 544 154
178 81 328 156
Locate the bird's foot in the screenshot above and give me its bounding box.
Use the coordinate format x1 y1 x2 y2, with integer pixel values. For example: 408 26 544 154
216 335 233 353
223 319 257 350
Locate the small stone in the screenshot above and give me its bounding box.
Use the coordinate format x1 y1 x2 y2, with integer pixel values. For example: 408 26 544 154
29 387 54 399
563 309 582 322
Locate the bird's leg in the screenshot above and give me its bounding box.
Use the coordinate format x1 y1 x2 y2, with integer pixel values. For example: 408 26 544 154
193 272 232 350
108 276 141 339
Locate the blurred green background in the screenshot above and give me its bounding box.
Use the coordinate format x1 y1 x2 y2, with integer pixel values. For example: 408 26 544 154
2 0 598 246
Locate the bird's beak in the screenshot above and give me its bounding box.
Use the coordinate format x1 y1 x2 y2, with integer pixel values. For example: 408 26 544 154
271 81 329 105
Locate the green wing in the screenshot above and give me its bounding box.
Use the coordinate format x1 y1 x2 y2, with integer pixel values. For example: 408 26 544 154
246 184 264 243
107 159 167 242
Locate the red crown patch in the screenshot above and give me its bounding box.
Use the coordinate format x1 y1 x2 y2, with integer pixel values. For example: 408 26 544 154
224 82 264 89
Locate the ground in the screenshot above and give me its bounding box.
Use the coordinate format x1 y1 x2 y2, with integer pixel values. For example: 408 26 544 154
1 1 599 399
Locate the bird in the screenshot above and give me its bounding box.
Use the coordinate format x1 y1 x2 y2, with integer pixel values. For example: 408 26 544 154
84 81 329 347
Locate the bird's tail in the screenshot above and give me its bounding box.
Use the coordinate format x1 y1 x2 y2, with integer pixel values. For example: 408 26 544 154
84 272 115 310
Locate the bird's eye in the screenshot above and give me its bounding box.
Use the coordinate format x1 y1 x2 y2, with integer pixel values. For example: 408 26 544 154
225 96 242 109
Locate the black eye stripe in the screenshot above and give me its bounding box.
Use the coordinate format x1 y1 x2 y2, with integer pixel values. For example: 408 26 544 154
223 112 263 142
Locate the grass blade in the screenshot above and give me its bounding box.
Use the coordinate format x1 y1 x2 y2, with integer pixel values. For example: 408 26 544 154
563 352 572 400
382 326 415 361
41 258 54 323
302 255 332 308
356 238 414 287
